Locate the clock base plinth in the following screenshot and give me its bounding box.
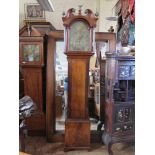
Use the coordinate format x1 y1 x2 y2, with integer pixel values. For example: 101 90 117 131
64 119 90 151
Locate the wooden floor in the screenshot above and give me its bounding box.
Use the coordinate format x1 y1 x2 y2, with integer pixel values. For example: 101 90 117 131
24 136 134 155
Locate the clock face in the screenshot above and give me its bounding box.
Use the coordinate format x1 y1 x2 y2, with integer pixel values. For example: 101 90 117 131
23 44 40 62
69 21 90 51
119 65 130 78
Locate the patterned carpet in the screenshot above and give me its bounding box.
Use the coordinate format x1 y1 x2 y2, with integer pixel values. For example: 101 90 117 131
24 136 135 155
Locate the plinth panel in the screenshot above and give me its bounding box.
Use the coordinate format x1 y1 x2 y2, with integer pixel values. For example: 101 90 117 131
65 119 90 149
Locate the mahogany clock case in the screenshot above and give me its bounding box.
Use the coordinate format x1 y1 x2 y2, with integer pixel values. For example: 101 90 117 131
19 21 55 135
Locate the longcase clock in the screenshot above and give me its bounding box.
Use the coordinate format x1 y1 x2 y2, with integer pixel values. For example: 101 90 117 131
19 21 55 135
62 7 98 150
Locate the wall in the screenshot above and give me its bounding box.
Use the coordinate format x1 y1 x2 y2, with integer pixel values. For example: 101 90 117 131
19 0 37 29
19 0 118 69
99 0 118 32
19 0 118 32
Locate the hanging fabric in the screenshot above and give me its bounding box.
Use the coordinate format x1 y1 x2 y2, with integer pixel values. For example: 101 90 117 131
129 0 135 23
121 0 129 20
120 18 129 46
128 0 135 46
128 17 135 46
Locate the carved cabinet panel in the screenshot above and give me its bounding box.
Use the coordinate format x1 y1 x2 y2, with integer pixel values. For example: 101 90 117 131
103 53 135 151
23 68 43 111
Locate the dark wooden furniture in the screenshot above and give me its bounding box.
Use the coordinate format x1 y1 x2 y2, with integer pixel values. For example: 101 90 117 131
98 57 106 130
46 30 116 143
20 21 56 35
19 68 24 99
62 8 98 150
19 21 55 135
102 52 135 155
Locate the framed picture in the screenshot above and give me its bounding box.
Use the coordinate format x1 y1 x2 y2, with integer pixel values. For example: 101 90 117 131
24 3 45 20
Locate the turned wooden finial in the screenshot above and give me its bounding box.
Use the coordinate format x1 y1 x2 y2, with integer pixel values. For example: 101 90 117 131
27 24 31 36
78 5 83 15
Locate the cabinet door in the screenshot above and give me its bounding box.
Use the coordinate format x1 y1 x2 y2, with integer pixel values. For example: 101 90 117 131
23 68 43 111
114 105 134 123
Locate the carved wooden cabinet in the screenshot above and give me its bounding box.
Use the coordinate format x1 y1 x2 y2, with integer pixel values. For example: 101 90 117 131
102 53 135 155
99 58 106 129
